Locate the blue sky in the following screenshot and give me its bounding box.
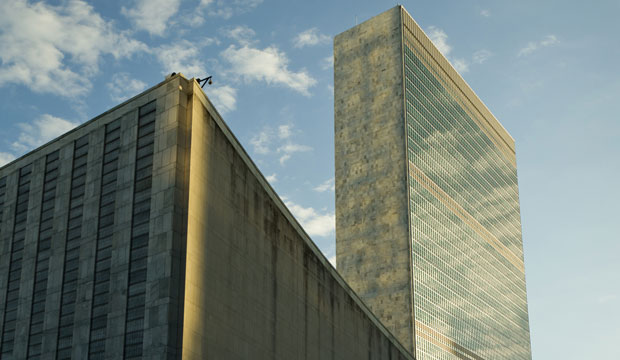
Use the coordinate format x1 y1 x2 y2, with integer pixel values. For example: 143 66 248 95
0 0 618 358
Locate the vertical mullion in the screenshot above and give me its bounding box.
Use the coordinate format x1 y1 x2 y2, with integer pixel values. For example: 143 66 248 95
88 120 121 359
123 102 155 359
26 151 60 358
56 135 88 359
0 164 33 358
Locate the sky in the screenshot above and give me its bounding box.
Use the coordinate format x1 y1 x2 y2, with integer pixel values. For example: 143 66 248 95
0 0 618 358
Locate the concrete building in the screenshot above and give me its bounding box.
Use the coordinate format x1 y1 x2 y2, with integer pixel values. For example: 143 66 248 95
0 74 414 360
335 6 532 360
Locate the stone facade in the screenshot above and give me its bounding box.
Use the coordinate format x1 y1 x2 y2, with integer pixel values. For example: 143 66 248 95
0 74 414 359
335 6 532 360
334 6 415 353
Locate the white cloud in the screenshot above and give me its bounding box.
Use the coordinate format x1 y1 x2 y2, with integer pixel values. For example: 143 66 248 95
186 0 214 26
277 143 312 165
208 7 234 19
156 40 207 77
223 25 256 46
122 0 181 36
278 143 311 152
200 37 220 47
265 173 277 183
283 197 335 237
206 0 263 19
427 26 468 73
480 9 491 17
12 114 79 153
204 85 237 113
518 35 559 57
106 73 147 102
314 177 335 193
278 154 291 164
427 26 452 56
472 49 492 64
321 55 334 70
0 0 147 98
278 124 292 139
426 26 494 74
221 44 316 95
293 28 331 48
218 26 316 95
451 58 469 73
250 129 271 154
249 123 312 164
0 152 16 167
541 35 559 47
518 44 537 57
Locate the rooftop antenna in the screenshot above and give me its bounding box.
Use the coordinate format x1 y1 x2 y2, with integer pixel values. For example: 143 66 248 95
196 76 213 88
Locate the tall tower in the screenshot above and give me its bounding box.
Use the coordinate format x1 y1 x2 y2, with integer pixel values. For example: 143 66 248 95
335 6 532 359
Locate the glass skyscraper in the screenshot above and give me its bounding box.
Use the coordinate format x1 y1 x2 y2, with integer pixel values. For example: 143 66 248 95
335 6 532 360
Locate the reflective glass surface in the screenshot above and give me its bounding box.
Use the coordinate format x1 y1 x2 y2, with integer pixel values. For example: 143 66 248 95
404 43 532 360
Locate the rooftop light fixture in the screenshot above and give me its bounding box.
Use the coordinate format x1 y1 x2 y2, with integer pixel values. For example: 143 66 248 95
196 76 213 88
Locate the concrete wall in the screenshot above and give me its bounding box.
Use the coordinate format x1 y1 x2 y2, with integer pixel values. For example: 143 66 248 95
181 82 414 360
334 6 414 352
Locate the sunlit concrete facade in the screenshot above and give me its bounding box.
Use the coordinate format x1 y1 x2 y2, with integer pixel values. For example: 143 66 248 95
0 74 414 359
335 6 532 360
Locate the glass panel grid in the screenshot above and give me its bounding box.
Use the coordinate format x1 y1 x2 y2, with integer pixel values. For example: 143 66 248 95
404 43 531 360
